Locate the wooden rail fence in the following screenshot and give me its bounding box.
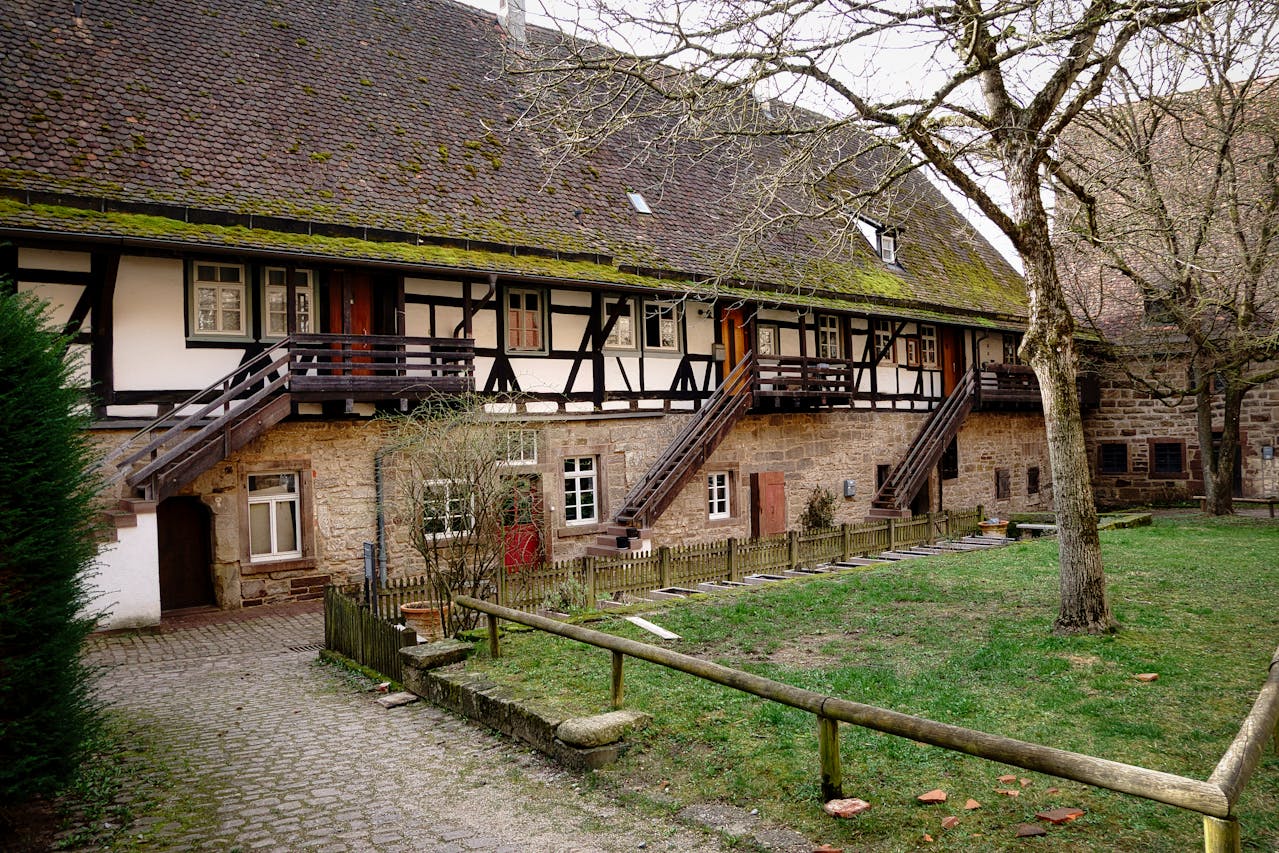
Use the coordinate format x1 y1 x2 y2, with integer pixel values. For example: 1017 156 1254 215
460 595 1279 853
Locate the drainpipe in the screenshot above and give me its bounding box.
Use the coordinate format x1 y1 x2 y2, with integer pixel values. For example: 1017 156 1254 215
375 448 388 584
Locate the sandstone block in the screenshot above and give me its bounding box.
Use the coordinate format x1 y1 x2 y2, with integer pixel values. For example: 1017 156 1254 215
555 709 651 748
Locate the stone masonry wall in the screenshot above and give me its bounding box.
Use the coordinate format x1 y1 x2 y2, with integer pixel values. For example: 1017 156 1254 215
99 405 1052 610
1084 370 1279 506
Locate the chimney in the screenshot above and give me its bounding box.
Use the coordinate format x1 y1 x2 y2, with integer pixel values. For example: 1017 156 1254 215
498 0 526 44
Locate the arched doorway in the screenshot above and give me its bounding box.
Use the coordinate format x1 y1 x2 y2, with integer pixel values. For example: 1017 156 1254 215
157 496 215 611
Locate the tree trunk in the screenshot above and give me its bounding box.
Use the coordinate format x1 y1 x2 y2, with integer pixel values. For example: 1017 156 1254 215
1197 382 1241 515
1005 157 1116 635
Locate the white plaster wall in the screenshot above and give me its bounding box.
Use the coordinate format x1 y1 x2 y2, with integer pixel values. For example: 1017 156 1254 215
511 358 571 393
113 256 244 390
18 247 92 272
642 357 681 389
17 281 84 326
553 312 588 351
85 510 161 629
685 302 715 354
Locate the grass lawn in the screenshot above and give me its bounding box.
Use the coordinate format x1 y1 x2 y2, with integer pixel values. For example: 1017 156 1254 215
468 515 1279 851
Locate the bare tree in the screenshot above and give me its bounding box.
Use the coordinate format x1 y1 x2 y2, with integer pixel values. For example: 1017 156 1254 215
1056 7 1279 515
385 395 545 634
504 0 1253 632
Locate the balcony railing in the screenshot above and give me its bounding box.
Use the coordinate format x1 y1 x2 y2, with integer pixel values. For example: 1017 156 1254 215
286 334 474 401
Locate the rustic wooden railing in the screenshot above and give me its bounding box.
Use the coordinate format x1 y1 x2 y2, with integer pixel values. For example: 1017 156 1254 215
751 354 859 397
460 596 1279 853
324 585 417 682
104 334 474 499
873 366 978 512
371 508 983 616
615 351 755 528
975 363 1041 406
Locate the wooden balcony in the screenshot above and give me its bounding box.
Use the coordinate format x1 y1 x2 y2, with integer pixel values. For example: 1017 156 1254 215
286 334 474 402
751 356 859 405
974 364 1042 410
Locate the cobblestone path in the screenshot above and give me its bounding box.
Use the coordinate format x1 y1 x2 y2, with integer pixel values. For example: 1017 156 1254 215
84 604 727 852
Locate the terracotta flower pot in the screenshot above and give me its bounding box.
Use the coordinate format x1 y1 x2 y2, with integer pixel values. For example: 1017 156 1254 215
978 519 1009 538
400 600 450 641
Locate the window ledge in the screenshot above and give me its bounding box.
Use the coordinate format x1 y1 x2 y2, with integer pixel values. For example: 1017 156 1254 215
243 556 316 575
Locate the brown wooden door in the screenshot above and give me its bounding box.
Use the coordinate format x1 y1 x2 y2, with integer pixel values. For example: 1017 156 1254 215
328 271 375 374
940 328 964 395
720 309 747 373
157 497 214 611
751 471 787 536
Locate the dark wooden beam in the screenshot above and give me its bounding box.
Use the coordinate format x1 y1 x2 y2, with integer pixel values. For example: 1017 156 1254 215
90 251 119 412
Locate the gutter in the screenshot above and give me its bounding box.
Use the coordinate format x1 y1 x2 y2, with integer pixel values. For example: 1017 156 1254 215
0 223 1032 332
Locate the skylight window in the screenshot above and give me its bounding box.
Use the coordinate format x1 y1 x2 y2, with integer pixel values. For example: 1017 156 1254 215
627 191 653 215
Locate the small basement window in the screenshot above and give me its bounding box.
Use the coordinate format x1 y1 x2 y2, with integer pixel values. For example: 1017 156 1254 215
1099 443 1128 475
1027 465 1040 495
1151 440 1186 476
995 467 1011 500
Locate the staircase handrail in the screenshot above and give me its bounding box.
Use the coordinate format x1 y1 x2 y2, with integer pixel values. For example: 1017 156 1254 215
123 369 291 490
103 338 293 470
617 351 755 526
875 365 979 509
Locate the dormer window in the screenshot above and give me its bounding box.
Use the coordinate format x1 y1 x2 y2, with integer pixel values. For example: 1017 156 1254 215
879 231 897 264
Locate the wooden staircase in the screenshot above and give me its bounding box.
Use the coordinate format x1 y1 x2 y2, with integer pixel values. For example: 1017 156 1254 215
870 365 980 517
590 353 756 555
104 341 294 502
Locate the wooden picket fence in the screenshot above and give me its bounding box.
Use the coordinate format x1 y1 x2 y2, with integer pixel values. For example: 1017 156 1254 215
357 506 984 617
323 585 417 682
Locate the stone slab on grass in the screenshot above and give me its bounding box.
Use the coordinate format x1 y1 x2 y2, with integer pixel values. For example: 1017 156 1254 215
556 710 652 747
400 639 472 670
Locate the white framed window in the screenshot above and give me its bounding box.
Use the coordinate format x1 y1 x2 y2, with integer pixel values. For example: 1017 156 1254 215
248 472 302 561
190 262 247 337
817 315 842 359
506 288 546 353
263 267 315 338
643 301 682 352
707 471 731 520
563 456 598 525
873 319 895 363
422 480 474 538
602 297 637 349
502 429 538 466
905 336 921 367
1002 333 1021 365
920 325 938 367
879 231 897 264
756 324 779 356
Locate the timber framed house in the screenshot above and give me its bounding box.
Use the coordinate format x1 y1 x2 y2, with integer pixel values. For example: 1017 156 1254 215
1 0 1062 626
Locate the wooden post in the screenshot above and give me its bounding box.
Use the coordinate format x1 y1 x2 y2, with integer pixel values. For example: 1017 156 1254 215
584 556 597 605
788 529 800 569
611 650 625 709
727 538 739 582
496 562 508 607
818 715 843 800
659 546 672 589
1203 816 1241 853
487 613 500 659
841 523 851 562
888 517 898 551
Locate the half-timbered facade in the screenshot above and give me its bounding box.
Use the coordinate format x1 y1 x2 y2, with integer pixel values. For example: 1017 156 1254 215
2 0 1053 627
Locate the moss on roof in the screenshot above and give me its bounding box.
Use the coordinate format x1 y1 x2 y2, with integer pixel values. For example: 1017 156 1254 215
0 198 1027 330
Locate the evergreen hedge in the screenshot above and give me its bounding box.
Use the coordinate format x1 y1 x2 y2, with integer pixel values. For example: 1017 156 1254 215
0 286 102 799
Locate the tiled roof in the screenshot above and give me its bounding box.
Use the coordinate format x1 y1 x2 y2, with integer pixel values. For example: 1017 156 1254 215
0 0 1027 319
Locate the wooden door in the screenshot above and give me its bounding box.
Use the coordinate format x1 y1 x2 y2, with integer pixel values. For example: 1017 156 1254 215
720 308 748 373
940 328 964 395
157 497 214 611
751 471 787 537
501 475 543 572
328 271 375 374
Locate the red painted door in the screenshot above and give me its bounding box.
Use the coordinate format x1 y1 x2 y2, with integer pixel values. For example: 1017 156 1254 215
502 475 543 572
